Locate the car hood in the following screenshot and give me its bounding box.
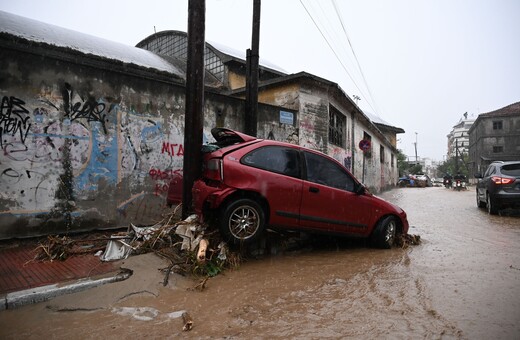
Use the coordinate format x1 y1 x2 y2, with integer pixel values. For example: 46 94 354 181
370 193 407 215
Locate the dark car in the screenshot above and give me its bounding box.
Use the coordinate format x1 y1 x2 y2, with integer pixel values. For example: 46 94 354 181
191 128 409 248
475 161 520 214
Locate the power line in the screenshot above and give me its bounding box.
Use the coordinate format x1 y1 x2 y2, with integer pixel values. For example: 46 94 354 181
300 0 381 116
331 0 382 117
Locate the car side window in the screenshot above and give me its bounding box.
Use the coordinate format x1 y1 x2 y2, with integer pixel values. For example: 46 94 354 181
304 151 355 192
484 165 495 177
242 146 301 178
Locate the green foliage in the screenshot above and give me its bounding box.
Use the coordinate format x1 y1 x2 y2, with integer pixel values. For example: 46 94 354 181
437 154 470 178
397 149 423 176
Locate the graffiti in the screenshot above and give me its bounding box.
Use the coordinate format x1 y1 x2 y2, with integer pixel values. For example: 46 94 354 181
62 83 107 134
154 183 170 197
68 100 107 130
161 142 184 157
149 168 182 181
0 96 32 148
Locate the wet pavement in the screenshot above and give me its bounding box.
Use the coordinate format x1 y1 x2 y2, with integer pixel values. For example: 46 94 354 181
0 186 519 339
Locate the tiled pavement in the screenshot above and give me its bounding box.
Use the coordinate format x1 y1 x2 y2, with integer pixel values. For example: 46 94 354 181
0 240 119 296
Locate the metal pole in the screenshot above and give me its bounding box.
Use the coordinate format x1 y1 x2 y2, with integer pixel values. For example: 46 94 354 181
182 0 205 219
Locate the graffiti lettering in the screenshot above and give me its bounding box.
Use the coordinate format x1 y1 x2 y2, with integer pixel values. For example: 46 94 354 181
154 183 170 196
0 96 31 147
67 100 107 133
161 142 184 157
148 168 182 181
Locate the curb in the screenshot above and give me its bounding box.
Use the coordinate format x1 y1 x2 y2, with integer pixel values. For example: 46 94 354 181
1 268 132 310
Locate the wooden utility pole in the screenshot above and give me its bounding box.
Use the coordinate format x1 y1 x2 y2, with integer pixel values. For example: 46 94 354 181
182 0 205 218
245 0 260 136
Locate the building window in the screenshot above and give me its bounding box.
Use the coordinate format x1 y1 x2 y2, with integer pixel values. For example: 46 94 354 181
493 121 503 130
493 146 503 153
329 106 346 148
380 145 385 163
391 154 395 167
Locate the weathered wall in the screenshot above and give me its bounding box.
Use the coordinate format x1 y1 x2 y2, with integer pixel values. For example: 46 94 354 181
0 45 289 239
0 46 187 238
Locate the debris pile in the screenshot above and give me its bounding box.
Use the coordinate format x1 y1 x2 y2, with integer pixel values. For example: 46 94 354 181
33 235 113 261
395 233 421 248
32 210 241 284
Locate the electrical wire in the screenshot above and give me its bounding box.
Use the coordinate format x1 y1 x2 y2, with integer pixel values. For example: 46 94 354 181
331 0 382 117
299 0 382 117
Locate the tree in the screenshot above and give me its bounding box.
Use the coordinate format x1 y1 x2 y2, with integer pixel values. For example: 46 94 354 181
397 149 422 176
437 154 470 178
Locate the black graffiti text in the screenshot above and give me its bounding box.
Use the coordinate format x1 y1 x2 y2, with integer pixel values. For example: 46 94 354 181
68 100 107 133
0 96 31 148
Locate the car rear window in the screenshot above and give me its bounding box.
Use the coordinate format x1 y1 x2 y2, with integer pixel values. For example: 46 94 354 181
501 163 520 176
242 146 301 178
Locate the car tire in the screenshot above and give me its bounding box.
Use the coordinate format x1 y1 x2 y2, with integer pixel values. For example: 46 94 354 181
486 193 499 215
219 198 265 245
476 190 486 208
372 216 397 249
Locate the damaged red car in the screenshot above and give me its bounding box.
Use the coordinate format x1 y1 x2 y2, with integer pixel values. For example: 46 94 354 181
191 128 409 248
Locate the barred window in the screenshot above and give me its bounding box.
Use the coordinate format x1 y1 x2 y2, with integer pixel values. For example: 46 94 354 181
328 106 346 148
139 34 224 82
493 146 503 153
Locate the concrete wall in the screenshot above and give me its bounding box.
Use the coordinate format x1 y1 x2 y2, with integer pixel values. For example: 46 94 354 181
0 44 295 239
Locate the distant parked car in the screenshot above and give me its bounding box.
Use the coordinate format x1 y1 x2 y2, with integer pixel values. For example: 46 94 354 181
191 128 409 248
475 161 520 214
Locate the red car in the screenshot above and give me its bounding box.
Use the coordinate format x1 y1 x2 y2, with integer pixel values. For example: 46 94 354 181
192 128 409 248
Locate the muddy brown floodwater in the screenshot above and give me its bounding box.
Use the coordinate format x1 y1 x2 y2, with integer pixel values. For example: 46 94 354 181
1 187 519 339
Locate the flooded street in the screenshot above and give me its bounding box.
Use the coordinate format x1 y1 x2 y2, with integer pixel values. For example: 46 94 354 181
1 187 520 339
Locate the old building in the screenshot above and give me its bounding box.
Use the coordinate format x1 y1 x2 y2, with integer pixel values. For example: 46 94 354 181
468 102 520 175
0 11 404 239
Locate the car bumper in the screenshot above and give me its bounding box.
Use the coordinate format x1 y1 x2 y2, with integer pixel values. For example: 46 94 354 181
192 180 236 216
492 192 520 209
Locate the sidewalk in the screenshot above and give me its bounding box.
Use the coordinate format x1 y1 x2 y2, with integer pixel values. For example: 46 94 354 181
0 238 123 309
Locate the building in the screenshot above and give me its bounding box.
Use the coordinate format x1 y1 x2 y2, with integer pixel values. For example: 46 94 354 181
446 113 475 158
0 11 405 239
468 102 520 175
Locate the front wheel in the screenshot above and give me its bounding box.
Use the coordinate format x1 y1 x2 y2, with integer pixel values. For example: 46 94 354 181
371 216 397 249
476 190 486 208
219 198 265 245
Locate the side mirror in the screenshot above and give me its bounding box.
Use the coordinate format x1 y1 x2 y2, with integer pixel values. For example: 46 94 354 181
355 183 366 195
474 173 483 179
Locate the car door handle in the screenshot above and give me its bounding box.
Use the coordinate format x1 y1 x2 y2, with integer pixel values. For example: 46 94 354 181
309 187 319 193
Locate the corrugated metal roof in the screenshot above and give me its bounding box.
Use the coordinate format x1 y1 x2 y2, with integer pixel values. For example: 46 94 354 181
0 10 184 77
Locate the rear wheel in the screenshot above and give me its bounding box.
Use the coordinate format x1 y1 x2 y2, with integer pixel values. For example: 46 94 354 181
371 216 397 249
486 193 499 215
219 198 265 245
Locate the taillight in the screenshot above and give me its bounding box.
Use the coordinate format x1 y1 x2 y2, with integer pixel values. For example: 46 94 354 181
205 158 223 181
491 176 514 185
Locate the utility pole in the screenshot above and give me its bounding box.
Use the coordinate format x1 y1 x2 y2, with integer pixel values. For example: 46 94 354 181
182 0 205 219
245 0 260 136
414 132 418 164
455 139 459 174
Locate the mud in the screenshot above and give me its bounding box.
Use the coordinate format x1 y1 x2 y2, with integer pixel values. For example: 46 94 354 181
1 187 519 339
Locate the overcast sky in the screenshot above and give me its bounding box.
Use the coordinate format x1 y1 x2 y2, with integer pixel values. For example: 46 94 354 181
1 0 519 161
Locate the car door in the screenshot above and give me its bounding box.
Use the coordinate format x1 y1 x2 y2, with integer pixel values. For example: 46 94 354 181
478 165 495 199
239 145 303 228
299 151 373 236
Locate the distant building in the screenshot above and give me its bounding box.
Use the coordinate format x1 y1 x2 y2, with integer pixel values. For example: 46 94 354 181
446 113 475 158
468 102 520 174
